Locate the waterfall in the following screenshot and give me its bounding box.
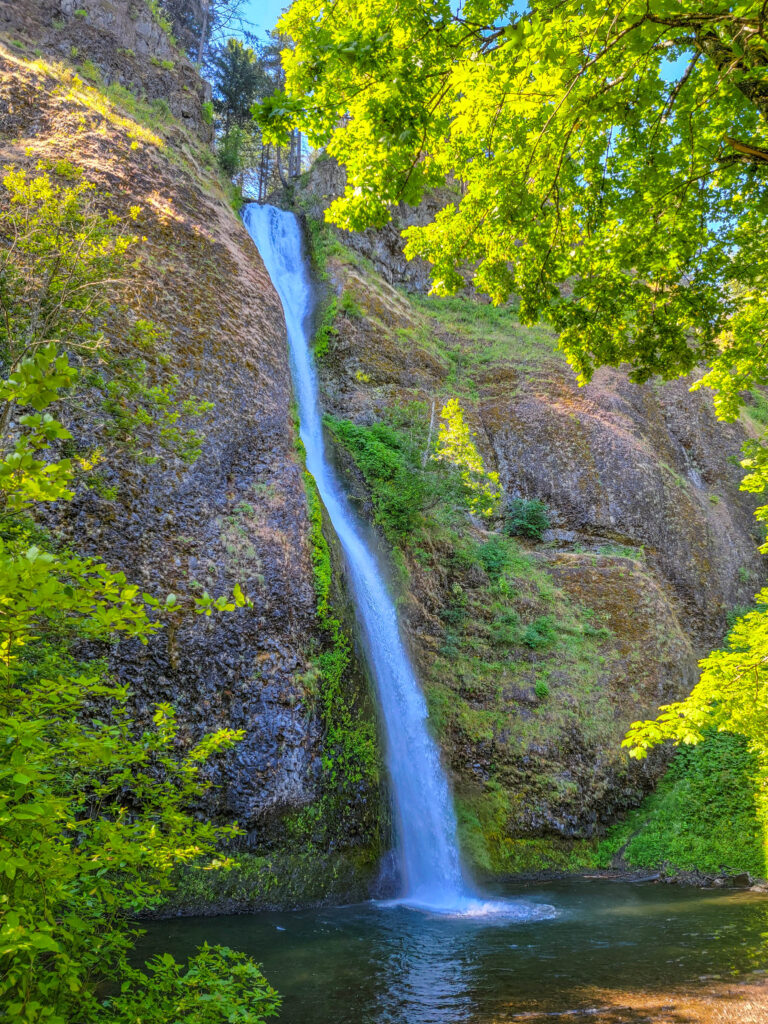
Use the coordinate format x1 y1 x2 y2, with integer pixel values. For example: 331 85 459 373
243 205 554 921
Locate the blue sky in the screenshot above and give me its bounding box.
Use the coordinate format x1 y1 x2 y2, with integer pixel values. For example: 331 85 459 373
242 0 287 36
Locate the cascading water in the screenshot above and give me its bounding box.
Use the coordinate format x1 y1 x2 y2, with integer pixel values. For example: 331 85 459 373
243 204 553 921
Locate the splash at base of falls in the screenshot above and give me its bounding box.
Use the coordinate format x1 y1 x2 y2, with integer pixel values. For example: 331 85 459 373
378 896 557 922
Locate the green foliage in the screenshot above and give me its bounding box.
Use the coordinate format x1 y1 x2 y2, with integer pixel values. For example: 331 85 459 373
521 615 557 650
625 593 768 764
78 59 101 83
504 497 551 540
476 536 509 580
455 786 597 875
201 99 214 124
326 404 486 542
212 38 271 133
104 946 280 1023
301 470 379 801
339 289 363 318
326 416 427 539
599 732 766 877
745 390 768 428
303 215 349 280
0 166 267 1022
216 126 245 176
433 398 501 517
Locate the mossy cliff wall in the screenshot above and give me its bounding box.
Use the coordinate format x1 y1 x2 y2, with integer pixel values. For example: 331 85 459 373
0 3 384 905
298 208 765 877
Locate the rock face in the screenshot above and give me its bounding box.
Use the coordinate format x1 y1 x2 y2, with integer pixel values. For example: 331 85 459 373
311 243 764 866
0 0 212 136
295 155 455 293
0 17 381 864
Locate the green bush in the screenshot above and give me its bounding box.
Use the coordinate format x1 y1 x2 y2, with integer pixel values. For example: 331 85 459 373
599 732 766 876
504 496 551 539
488 607 520 646
476 536 510 579
104 945 280 1023
521 615 557 649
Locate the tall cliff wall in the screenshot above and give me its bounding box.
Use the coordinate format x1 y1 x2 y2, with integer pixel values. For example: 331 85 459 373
0 3 383 903
305 220 764 872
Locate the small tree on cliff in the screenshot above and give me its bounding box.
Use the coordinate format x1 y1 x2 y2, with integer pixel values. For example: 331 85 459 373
211 37 270 133
255 0 768 763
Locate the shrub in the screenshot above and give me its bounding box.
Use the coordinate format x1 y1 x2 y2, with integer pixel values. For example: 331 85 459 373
521 615 557 649
489 607 520 646
476 536 510 580
504 496 551 540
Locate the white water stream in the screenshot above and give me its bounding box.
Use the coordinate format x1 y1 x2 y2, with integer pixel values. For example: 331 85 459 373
243 204 553 921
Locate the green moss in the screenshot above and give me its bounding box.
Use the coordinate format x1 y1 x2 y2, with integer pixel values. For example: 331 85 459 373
164 849 378 912
314 296 338 359
303 216 348 279
455 785 599 874
301 468 380 805
597 732 767 877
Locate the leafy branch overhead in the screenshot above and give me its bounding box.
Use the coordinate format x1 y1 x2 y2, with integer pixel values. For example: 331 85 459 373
267 0 767 383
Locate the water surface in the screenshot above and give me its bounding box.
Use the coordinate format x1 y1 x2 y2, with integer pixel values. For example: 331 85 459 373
140 879 768 1023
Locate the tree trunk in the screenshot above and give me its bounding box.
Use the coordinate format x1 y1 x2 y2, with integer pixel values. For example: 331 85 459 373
197 0 210 65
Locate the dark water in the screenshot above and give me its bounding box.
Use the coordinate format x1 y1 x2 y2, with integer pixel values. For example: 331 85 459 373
138 879 768 1023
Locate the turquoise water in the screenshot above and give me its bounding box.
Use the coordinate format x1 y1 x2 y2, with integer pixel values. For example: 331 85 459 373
139 879 768 1022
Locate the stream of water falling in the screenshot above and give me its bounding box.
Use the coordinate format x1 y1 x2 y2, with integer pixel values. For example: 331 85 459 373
243 204 551 920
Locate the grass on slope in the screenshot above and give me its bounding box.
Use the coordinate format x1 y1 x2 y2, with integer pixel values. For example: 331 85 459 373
597 732 767 878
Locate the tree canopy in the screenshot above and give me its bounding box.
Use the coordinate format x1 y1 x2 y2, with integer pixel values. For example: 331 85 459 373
211 37 271 132
257 0 768 763
261 0 767 388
